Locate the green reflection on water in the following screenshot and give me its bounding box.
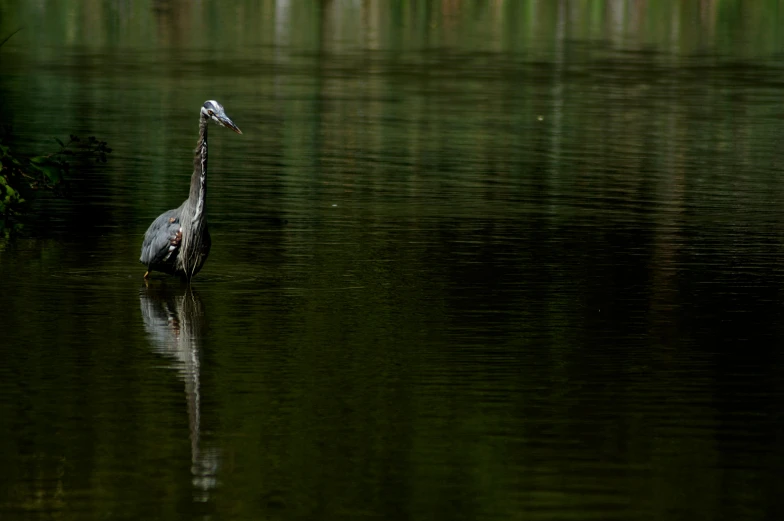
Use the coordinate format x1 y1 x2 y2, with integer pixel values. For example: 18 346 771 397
1 2 784 521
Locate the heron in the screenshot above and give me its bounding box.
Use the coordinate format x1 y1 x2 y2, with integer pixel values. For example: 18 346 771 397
140 100 242 280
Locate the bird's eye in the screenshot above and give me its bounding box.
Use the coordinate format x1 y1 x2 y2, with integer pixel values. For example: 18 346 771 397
208 110 214 116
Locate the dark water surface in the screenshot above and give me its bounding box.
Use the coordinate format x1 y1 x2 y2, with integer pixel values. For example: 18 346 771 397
2 2 784 520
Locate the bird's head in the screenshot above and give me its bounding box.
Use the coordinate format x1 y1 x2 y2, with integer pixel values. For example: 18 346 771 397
201 100 242 134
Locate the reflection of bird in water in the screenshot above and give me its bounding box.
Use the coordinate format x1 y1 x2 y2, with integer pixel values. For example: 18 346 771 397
140 100 242 281
139 283 219 500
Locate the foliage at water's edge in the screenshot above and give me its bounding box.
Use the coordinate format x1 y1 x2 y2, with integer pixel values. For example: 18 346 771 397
0 129 111 235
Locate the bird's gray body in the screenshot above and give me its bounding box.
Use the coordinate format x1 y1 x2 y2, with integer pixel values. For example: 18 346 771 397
140 100 240 281
140 207 212 278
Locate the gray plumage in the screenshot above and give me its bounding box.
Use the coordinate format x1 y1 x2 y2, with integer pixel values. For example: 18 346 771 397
140 100 242 280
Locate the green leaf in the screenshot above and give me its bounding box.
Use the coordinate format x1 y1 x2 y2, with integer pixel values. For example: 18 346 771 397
29 162 63 184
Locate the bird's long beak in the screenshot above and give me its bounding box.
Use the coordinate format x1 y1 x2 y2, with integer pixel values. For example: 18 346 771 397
219 115 242 134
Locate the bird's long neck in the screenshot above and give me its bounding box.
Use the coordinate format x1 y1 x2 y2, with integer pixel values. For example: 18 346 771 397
188 114 209 222
178 114 209 279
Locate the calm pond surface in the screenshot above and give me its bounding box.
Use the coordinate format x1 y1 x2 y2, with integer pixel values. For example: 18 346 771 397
2 1 784 520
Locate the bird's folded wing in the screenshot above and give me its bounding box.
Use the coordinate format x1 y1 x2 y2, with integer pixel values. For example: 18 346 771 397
140 210 182 266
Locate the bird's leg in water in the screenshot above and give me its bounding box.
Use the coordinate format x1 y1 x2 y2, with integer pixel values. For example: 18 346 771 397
144 271 150 279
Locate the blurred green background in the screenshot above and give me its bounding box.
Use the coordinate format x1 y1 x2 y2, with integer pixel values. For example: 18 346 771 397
2 2 784 520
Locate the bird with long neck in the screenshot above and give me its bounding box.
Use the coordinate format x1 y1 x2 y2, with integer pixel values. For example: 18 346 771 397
140 100 242 280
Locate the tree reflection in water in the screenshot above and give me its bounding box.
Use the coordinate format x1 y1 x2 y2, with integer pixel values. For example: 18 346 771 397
139 283 218 502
